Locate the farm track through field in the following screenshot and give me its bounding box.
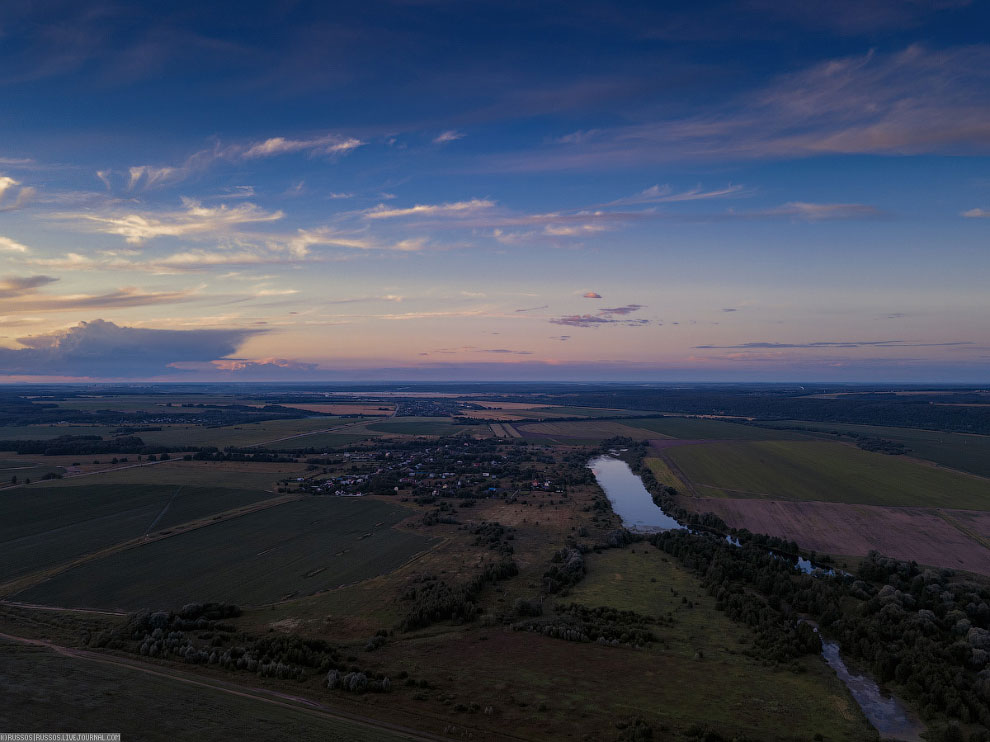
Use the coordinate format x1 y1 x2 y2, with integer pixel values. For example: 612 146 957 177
245 419 371 447
0 494 303 600
0 628 537 742
0 631 460 742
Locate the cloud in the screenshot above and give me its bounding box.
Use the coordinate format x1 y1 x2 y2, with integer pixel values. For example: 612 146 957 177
753 202 884 220
722 308 737 312
1 285 199 313
549 314 651 328
364 198 495 220
0 319 261 377
962 208 990 218
599 304 644 315
62 198 284 245
241 134 363 159
210 357 319 372
0 236 31 253
606 184 745 206
549 302 650 328
493 45 990 170
0 275 59 298
583 292 602 299
694 340 973 349
0 175 36 211
515 305 549 312
433 130 465 144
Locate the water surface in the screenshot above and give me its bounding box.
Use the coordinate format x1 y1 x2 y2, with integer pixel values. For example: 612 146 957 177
588 455 681 532
821 641 925 742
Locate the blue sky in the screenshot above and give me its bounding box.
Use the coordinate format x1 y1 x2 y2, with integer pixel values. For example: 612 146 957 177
0 0 988 381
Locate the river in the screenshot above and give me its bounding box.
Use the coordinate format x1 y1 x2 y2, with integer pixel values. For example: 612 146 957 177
588 453 927 742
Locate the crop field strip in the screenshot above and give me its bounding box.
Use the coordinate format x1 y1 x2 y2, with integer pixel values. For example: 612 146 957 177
15 497 438 610
366 418 483 436
757 419 990 478
0 481 290 584
664 439 990 510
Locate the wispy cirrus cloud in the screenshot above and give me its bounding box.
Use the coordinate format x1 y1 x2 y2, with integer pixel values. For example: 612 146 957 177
59 197 284 245
241 134 363 159
433 130 464 144
0 236 32 253
363 198 495 220
694 340 973 349
492 45 990 171
751 202 884 221
606 183 745 206
0 175 36 211
962 207 990 218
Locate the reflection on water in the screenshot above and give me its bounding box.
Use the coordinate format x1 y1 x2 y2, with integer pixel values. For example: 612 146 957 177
587 455 681 532
821 641 926 742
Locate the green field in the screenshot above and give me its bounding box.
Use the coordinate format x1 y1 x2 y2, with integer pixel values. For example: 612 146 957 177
138 417 364 448
630 417 811 440
0 640 408 742
523 406 657 418
16 498 436 610
366 418 481 436
40 461 300 490
267 433 374 450
759 420 990 478
0 458 65 480
0 483 279 581
666 440 990 509
0 425 123 442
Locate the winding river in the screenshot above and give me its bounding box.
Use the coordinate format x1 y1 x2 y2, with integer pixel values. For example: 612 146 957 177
588 453 926 742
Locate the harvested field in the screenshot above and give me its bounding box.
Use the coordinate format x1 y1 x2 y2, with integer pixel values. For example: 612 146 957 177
693 498 990 575
489 423 507 437
502 423 522 438
666 440 990 509
15 498 435 610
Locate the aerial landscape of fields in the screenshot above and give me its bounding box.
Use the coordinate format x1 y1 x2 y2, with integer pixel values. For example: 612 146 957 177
0 382 987 741
3 1 990 740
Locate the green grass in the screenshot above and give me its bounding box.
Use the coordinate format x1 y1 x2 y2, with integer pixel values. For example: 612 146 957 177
518 547 875 741
667 440 990 509
629 417 811 440
0 640 408 742
16 498 436 610
0 483 280 581
366 418 481 436
644 457 687 493
760 420 990 478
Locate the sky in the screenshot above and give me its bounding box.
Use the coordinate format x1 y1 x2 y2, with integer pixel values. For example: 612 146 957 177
1 0 989 383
